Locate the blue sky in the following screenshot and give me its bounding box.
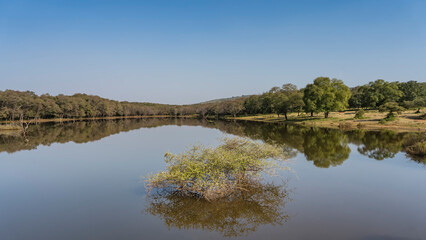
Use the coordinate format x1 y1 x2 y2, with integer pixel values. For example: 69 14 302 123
0 0 425 104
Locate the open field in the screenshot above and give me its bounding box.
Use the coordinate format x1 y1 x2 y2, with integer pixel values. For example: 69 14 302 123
228 109 426 132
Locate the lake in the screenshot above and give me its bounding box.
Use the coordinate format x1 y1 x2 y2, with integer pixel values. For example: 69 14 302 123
0 118 425 240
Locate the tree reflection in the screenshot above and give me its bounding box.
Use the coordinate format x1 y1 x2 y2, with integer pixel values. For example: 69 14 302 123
347 130 404 160
144 182 291 237
302 128 351 168
0 118 422 166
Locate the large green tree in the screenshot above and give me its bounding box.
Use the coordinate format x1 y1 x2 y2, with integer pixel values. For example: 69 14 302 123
360 79 403 108
303 77 351 118
274 84 304 120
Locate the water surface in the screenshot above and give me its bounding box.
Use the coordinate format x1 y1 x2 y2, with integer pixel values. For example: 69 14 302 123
0 119 425 240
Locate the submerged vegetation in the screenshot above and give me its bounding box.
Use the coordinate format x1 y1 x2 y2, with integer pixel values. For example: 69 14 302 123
146 137 290 201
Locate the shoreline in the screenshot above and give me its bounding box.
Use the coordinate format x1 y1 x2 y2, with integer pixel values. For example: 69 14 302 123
1 110 424 133
0 114 199 125
227 110 426 133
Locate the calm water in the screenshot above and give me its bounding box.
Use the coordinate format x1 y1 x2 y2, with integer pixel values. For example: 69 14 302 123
0 119 425 240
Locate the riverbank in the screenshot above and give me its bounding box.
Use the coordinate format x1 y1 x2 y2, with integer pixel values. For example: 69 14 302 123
227 110 426 133
0 125 21 130
0 114 199 125
2 110 425 133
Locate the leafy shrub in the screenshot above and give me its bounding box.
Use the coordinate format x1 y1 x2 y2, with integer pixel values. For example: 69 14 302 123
354 109 365 119
146 137 290 201
384 112 396 121
379 102 404 114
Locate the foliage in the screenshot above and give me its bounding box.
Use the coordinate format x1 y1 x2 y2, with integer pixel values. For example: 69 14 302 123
403 96 426 113
384 112 396 122
146 137 290 201
354 109 365 119
379 102 404 114
243 95 262 114
353 79 403 108
0 90 179 120
303 77 351 118
398 81 426 102
1 79 422 121
348 80 426 110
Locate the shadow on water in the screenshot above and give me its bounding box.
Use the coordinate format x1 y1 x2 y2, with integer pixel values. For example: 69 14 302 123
144 181 291 238
0 118 423 165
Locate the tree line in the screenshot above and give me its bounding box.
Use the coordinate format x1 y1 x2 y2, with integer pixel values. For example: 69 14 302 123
0 77 425 121
0 91 180 121
244 78 425 118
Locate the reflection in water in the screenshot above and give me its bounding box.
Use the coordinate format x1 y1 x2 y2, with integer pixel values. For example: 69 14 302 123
302 128 350 168
0 118 422 166
348 130 404 160
145 182 290 237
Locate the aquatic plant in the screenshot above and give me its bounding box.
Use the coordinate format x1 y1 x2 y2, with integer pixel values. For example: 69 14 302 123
146 137 290 201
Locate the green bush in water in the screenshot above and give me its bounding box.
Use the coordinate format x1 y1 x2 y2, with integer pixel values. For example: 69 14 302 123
146 137 290 201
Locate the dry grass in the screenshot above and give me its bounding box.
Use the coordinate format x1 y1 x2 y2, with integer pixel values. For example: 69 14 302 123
229 109 426 133
0 124 21 131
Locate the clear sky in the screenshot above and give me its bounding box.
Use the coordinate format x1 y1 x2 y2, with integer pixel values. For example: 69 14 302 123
0 0 425 104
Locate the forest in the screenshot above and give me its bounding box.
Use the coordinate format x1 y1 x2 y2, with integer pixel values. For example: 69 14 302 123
0 77 425 121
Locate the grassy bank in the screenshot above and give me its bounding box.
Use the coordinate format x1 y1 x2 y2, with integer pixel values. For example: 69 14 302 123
228 109 426 133
0 124 21 131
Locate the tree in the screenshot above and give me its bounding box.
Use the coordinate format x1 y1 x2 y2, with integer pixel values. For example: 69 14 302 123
379 102 404 114
244 95 262 114
270 91 288 118
379 102 404 122
259 93 273 114
403 96 426 113
398 81 426 102
303 83 321 117
303 77 351 118
348 86 363 109
226 99 244 117
273 84 304 120
360 79 403 108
